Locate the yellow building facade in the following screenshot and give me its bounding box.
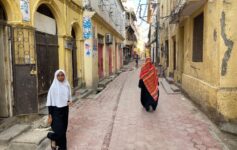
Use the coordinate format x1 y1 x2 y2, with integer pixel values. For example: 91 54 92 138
0 0 84 116
0 0 125 117
159 0 237 133
82 11 124 88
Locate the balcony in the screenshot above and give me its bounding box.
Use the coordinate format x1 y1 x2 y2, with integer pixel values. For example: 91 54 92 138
181 0 206 16
170 0 206 24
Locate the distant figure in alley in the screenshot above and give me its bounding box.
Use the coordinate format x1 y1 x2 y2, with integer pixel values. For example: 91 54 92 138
139 58 159 111
134 53 139 68
46 70 73 150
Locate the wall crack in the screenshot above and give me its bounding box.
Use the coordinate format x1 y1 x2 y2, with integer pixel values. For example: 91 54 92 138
220 11 234 76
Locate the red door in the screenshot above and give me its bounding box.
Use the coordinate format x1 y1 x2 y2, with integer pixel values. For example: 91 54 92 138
108 47 112 75
98 44 104 79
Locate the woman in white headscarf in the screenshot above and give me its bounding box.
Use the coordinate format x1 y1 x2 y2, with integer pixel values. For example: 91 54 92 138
46 70 72 150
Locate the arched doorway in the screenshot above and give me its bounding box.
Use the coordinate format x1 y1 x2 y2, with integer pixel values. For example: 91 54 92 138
34 4 59 106
0 3 6 20
71 28 78 88
0 2 9 117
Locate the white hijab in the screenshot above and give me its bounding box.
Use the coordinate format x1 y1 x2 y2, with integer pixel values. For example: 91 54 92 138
46 70 71 107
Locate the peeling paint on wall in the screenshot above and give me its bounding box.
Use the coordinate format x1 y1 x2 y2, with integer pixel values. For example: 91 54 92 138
220 11 234 76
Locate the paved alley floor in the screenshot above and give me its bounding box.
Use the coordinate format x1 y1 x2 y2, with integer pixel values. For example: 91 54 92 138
65 67 230 150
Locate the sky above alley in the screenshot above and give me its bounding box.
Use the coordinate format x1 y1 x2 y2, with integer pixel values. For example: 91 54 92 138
123 0 149 42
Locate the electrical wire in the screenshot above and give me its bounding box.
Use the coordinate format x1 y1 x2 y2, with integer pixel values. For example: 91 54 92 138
138 2 148 26
136 0 142 15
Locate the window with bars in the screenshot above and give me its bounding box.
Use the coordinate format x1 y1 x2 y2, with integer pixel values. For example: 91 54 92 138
192 12 204 62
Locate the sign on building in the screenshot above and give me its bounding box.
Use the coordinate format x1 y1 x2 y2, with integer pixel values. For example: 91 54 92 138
83 16 92 39
20 0 30 21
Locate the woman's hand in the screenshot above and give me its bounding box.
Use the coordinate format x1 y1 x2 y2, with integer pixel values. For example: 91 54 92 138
68 101 73 107
48 114 52 125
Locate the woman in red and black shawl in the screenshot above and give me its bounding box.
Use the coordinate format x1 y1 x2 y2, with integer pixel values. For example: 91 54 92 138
139 58 159 111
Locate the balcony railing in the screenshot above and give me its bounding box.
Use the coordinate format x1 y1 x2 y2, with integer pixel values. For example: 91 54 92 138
170 0 206 24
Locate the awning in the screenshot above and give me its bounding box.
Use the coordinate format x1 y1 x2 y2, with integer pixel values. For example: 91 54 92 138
170 0 206 24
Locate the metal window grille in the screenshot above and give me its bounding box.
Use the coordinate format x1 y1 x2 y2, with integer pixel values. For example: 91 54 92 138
12 26 36 65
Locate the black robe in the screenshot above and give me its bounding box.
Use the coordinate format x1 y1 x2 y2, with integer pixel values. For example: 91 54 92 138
139 79 159 111
47 106 69 150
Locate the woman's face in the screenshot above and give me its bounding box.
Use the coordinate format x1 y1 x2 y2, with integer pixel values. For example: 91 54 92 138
57 71 65 82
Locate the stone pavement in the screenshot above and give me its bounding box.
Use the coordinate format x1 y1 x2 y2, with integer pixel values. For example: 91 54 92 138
56 66 231 150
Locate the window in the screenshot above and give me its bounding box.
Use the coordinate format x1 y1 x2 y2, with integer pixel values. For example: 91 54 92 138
192 12 204 62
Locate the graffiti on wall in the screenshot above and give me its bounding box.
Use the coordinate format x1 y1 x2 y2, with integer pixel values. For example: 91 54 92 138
83 16 92 39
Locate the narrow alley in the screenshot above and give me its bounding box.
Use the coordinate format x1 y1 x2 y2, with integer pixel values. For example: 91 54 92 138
65 65 229 150
1 1 237 150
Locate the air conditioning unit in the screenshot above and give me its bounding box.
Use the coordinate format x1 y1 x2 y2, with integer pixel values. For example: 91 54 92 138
105 33 113 44
119 43 124 49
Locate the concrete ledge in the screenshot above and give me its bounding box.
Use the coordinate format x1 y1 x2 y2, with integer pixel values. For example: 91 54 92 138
9 142 38 150
170 84 181 92
166 77 175 84
0 145 7 150
160 78 174 94
98 78 112 88
116 70 122 75
161 78 181 94
220 123 237 135
78 89 88 95
0 117 19 133
0 124 30 145
9 129 48 150
97 87 105 92
79 89 93 99
71 95 78 102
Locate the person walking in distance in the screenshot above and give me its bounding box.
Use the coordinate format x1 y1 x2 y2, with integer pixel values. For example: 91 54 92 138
46 70 73 150
135 53 139 68
139 58 159 111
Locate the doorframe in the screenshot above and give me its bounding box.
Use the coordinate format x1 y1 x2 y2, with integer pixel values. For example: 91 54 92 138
173 36 176 71
12 26 38 115
98 43 104 79
0 22 13 117
71 28 78 88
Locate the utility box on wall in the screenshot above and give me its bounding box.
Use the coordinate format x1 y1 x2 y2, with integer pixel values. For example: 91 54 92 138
105 33 113 44
64 39 73 50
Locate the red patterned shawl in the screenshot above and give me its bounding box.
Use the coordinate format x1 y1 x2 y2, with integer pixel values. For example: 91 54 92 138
140 58 159 101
